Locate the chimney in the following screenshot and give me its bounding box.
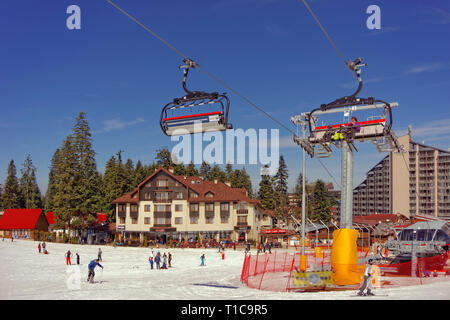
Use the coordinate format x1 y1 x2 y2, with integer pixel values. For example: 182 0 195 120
168 167 174 174
183 176 187 180
224 180 231 187
214 179 218 184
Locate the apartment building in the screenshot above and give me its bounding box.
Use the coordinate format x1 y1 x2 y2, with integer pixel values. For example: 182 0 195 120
112 167 273 243
353 133 450 219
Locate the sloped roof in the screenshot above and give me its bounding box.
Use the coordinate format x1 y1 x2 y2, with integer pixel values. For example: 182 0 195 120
353 213 402 226
112 167 263 208
46 211 56 225
0 209 46 230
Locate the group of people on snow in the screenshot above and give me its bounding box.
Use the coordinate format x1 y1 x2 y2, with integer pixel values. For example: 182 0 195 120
37 242 48 254
149 251 172 270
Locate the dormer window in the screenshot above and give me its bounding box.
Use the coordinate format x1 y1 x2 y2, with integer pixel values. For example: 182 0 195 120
190 191 199 198
205 192 214 198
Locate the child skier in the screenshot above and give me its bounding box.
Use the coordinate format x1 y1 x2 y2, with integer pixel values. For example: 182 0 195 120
168 252 172 268
76 253 80 265
98 248 102 262
357 259 375 296
87 259 103 283
200 254 206 266
155 252 161 270
149 252 154 270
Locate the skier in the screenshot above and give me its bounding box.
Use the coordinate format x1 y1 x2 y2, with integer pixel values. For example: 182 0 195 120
149 252 154 270
162 253 168 269
38 242 41 253
168 252 172 268
65 250 72 265
357 259 375 296
200 254 206 266
87 259 103 283
98 248 102 262
155 252 161 270
76 253 80 265
42 241 46 252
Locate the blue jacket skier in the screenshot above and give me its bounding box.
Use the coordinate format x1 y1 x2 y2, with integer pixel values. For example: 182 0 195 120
87 259 103 283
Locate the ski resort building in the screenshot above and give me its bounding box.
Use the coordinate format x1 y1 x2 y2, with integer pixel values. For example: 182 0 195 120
112 167 273 244
0 209 49 239
353 133 450 219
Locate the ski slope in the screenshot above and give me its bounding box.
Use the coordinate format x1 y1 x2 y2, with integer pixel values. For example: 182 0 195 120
0 239 449 300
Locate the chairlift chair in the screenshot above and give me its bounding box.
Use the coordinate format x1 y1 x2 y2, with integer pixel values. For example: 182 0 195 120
160 59 233 136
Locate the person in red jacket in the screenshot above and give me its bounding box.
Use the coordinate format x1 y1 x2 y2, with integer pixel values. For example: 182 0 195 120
38 243 41 253
65 250 72 265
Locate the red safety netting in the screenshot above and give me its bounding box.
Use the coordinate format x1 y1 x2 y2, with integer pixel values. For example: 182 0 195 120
241 250 450 292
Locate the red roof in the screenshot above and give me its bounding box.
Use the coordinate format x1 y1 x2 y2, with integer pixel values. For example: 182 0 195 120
46 211 56 225
0 209 47 230
112 167 264 209
353 214 401 226
97 213 107 223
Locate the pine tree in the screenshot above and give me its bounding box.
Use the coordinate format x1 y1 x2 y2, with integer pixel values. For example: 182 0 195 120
155 147 174 169
225 163 233 181
257 165 275 210
133 160 147 187
53 137 78 229
309 179 333 223
102 155 129 221
71 112 101 217
200 161 211 180
185 162 198 176
124 158 135 192
0 183 3 209
2 160 24 209
208 165 226 182
45 149 60 213
19 154 42 209
274 155 288 208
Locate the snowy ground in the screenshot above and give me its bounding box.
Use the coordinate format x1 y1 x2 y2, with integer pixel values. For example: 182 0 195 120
1 239 449 300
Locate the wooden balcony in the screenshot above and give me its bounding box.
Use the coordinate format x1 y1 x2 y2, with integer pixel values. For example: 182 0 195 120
237 209 248 215
153 198 172 203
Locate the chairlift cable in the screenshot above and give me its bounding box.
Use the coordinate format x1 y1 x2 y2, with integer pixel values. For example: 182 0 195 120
106 0 296 136
106 0 342 189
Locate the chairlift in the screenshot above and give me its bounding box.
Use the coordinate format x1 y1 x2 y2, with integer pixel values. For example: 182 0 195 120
303 58 400 153
160 59 233 136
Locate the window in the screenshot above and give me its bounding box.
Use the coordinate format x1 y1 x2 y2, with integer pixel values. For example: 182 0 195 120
221 215 229 223
155 192 170 201
144 205 151 212
175 204 183 212
175 217 183 224
220 203 229 211
155 205 170 213
155 216 170 225
190 203 199 212
120 217 125 224
130 204 138 212
131 218 138 224
190 191 199 198
144 217 151 224
144 192 151 200
175 192 183 200
237 216 247 225
205 216 214 224
205 203 214 212
157 179 168 188
205 192 214 198
118 204 126 212
190 216 199 224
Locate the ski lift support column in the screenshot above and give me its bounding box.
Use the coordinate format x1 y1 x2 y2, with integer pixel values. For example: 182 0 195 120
292 102 399 230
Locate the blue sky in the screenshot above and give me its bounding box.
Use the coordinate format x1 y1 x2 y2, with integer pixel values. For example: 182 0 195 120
1 0 450 195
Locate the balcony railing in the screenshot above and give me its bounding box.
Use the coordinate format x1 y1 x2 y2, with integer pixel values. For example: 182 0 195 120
154 198 172 203
237 209 248 215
